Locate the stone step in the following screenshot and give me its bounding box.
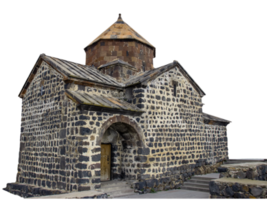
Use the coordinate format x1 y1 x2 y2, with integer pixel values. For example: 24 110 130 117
183 182 209 189
190 177 215 181
101 181 128 188
98 181 134 197
225 160 265 164
188 179 211 184
100 185 132 192
180 185 210 193
180 174 218 193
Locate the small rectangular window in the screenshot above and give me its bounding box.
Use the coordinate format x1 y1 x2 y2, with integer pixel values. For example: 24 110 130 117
41 86 44 96
172 81 178 97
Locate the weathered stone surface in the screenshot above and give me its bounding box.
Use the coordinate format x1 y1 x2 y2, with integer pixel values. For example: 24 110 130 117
219 163 267 181
8 20 230 198
210 177 267 199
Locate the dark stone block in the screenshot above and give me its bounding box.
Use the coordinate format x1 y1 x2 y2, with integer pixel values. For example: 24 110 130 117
92 154 101 162
232 183 241 192
78 171 91 178
75 163 87 169
59 129 66 138
78 147 88 153
46 181 51 188
60 146 65 155
134 89 145 94
32 187 41 194
59 170 65 176
78 85 85 91
209 181 220 195
79 115 90 120
135 181 146 190
79 155 89 162
237 171 246 179
137 148 150 155
60 157 65 169
145 179 158 188
249 187 263 197
76 178 89 184
92 178 101 183
134 156 147 162
225 186 234 197
137 104 145 109
217 167 228 172
138 98 146 103
75 121 86 126
80 127 92 135
42 180 46 187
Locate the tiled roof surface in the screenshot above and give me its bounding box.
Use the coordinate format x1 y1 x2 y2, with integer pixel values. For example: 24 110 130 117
17 54 234 124
19 55 205 98
203 112 231 123
85 14 155 50
41 54 123 87
65 90 144 113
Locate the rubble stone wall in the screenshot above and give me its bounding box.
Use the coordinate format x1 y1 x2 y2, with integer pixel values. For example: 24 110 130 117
10 63 229 197
209 178 267 198
219 163 267 181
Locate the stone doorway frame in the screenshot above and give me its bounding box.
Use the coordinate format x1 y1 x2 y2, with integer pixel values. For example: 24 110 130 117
96 115 146 148
97 115 147 181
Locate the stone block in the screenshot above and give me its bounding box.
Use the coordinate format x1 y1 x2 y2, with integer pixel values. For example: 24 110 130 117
211 176 267 198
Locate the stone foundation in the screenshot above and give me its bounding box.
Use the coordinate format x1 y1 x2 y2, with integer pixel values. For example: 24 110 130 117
134 158 225 193
209 177 267 198
0 182 108 200
218 162 267 181
210 162 267 198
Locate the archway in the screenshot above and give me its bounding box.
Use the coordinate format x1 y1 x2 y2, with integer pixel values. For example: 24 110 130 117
97 115 146 181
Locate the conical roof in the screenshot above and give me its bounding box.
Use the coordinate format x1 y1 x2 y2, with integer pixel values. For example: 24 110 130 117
84 14 155 50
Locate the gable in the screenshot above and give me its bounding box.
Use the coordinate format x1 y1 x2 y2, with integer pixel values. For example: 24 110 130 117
125 60 205 97
150 67 201 98
23 61 60 99
19 54 124 98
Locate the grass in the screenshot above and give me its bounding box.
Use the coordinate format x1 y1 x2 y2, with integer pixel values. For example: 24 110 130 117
150 188 157 193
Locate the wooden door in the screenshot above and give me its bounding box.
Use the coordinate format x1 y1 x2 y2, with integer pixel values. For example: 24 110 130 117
101 144 111 181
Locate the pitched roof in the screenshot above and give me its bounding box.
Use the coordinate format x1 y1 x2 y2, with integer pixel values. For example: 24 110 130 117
16 53 234 124
19 55 205 98
98 58 135 69
203 112 231 124
125 59 208 97
65 90 144 116
84 14 155 52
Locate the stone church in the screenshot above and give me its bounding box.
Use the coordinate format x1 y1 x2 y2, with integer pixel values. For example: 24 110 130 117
5 14 230 197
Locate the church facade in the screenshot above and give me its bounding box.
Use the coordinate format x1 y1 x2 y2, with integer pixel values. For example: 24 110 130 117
5 14 230 197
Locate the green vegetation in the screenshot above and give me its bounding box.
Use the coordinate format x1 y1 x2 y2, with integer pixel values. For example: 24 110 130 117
150 188 157 193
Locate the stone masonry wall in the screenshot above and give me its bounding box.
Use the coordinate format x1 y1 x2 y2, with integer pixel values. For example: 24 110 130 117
17 61 87 194
85 39 154 71
131 67 228 178
12 63 229 196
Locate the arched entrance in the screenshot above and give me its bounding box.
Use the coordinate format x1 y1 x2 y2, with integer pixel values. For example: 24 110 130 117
97 115 146 181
